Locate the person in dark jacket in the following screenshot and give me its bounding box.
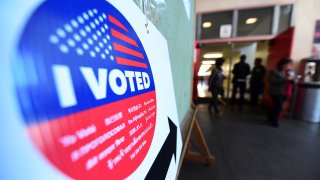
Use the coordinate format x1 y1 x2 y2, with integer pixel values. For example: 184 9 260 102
208 58 225 114
231 55 251 108
250 58 266 105
268 58 293 127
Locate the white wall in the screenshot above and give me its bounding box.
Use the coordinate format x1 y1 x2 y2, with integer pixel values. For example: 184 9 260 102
291 0 320 65
239 43 257 68
316 0 320 19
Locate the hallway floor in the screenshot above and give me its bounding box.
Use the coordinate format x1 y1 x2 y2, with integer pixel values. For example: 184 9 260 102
179 104 320 180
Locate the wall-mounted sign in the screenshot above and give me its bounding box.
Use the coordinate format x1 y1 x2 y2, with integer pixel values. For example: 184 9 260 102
1 0 181 179
220 24 232 38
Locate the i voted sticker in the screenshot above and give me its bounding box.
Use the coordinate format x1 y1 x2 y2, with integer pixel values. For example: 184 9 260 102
13 0 157 179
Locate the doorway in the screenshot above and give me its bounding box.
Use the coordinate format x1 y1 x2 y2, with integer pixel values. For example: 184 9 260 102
195 41 270 102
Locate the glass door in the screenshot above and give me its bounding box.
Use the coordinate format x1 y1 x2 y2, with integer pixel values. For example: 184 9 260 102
196 43 233 99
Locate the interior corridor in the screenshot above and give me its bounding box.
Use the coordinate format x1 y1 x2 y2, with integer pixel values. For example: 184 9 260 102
179 104 320 180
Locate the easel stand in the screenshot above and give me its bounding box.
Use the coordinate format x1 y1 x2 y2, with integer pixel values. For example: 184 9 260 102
184 118 215 164
177 105 215 178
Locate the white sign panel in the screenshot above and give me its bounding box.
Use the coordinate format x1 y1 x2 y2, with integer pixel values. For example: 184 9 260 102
183 0 192 20
220 24 232 38
0 0 182 179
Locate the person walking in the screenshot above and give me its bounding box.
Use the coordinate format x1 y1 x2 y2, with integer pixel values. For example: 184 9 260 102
208 58 225 114
250 58 266 105
231 55 251 108
268 58 293 127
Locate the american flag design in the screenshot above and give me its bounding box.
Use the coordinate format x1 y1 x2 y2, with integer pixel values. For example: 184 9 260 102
48 8 149 69
13 0 157 179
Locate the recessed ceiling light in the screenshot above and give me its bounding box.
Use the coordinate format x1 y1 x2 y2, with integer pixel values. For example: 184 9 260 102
202 22 212 28
199 64 212 68
198 64 212 76
197 72 212 76
246 18 258 24
203 53 223 59
202 60 216 65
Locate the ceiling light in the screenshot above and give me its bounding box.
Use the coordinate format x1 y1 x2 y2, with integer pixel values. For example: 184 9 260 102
246 18 257 24
202 60 216 65
198 64 211 72
198 64 212 76
203 53 223 59
198 65 211 71
202 22 212 28
197 72 211 76
200 64 212 68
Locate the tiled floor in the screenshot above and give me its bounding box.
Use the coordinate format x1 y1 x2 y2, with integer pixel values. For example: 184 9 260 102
179 104 320 180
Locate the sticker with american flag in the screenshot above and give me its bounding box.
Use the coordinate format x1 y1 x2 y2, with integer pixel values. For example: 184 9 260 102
13 0 157 179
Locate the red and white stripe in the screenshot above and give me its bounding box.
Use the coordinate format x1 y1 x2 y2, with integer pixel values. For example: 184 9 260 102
108 15 148 69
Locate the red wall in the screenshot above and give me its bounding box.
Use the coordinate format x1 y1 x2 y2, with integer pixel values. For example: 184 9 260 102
267 28 294 70
262 28 295 106
192 42 201 101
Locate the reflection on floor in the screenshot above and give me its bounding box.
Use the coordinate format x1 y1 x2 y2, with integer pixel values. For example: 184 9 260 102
197 80 250 100
179 104 320 180
197 80 211 98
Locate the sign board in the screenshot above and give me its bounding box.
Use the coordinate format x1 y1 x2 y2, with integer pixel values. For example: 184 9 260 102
183 0 192 20
220 24 232 38
0 0 182 179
